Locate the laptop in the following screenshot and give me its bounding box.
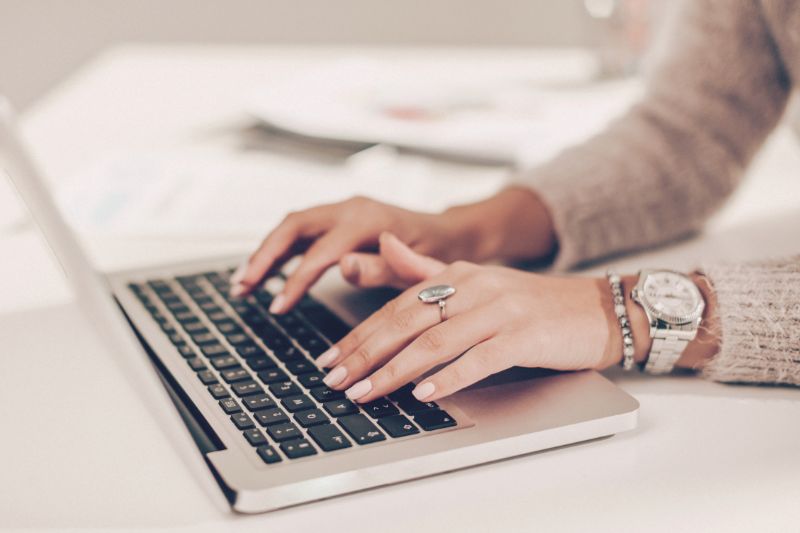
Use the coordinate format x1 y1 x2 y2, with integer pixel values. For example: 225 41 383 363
0 98 638 514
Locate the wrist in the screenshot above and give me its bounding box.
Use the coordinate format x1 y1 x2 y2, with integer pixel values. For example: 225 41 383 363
608 272 721 371
675 273 720 369
441 186 557 263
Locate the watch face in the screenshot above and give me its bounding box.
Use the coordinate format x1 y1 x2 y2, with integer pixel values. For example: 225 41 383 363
642 271 704 323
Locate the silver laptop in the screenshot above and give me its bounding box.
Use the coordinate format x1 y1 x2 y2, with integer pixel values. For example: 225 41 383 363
0 98 638 514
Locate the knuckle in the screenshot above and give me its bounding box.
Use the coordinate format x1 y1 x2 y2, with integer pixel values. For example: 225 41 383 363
379 298 400 319
417 328 445 352
389 309 415 331
379 362 400 383
352 346 372 368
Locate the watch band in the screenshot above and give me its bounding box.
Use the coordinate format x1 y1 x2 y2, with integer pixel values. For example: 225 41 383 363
643 326 691 374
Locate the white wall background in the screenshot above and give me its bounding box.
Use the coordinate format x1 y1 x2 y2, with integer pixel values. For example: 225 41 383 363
0 0 603 110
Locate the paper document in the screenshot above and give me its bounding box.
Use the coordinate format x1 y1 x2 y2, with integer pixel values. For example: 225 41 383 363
249 57 642 165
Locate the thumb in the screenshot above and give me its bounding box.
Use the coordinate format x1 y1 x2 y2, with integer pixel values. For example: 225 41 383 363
379 232 445 284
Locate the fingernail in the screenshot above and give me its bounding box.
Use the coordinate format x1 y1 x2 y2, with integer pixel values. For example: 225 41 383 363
229 262 247 285
412 382 435 401
269 293 285 314
316 346 340 368
229 284 246 298
344 256 360 281
345 379 372 401
323 366 347 387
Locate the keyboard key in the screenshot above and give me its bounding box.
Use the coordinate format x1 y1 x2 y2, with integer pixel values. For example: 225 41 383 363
297 335 327 357
219 398 242 414
175 311 200 324
309 386 345 402
285 359 316 375
271 345 302 362
269 381 301 398
267 422 302 442
197 370 218 385
393 389 439 414
225 333 251 346
187 357 207 371
299 303 350 343
298 372 325 388
280 438 317 459
246 356 276 371
257 368 288 384
414 409 456 431
200 343 229 358
183 322 208 334
215 321 241 335
175 344 195 358
232 380 263 397
243 394 276 411
209 355 239 370
281 394 315 413
207 311 230 323
243 428 268 446
236 344 266 359
221 368 250 383
338 414 386 445
294 408 329 427
362 399 400 419
254 407 289 426
191 332 218 345
378 414 420 438
207 384 229 399
167 333 184 345
323 399 359 417
307 423 352 452
231 412 255 430
256 445 282 464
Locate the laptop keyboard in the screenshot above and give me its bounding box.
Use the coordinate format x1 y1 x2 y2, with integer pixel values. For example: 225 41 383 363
128 269 457 465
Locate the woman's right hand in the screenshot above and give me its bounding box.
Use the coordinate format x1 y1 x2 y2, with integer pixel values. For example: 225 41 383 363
230 187 556 314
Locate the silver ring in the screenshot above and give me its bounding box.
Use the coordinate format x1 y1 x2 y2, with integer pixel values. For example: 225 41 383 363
418 284 456 322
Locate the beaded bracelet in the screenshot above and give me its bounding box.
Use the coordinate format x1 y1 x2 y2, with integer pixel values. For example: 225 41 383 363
607 270 635 370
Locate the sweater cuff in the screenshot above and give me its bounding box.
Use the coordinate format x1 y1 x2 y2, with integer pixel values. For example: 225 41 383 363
700 258 800 386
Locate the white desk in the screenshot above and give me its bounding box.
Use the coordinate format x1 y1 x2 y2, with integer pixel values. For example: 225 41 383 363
2 45 800 532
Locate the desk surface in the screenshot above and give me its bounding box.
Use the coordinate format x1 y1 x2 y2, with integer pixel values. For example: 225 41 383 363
2 45 800 532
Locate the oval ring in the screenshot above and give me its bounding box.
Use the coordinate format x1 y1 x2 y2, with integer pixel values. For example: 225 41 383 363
418 284 456 322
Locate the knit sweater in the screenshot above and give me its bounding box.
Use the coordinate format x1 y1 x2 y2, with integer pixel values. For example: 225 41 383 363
521 0 800 385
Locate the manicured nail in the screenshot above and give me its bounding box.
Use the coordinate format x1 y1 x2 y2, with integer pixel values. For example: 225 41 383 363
345 379 372 401
316 346 340 368
229 284 246 298
323 366 347 387
229 263 247 285
343 256 360 281
269 293 286 314
412 382 435 401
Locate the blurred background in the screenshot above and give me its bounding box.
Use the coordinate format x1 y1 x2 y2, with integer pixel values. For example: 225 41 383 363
1 0 668 110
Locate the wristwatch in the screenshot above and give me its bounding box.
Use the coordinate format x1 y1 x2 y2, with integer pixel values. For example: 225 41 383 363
630 269 705 374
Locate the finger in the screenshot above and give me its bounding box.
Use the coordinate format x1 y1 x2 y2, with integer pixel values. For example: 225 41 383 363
342 308 501 403
271 227 368 313
230 206 334 295
379 232 445 282
315 259 475 370
339 253 401 289
322 293 446 389
411 338 510 402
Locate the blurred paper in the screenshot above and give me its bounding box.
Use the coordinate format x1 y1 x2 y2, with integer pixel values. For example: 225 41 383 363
56 137 509 239
249 57 642 165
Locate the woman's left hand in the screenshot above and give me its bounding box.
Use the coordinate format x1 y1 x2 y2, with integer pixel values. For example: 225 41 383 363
318 233 622 403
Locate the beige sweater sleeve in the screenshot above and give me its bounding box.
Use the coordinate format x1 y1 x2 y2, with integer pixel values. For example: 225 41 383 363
517 0 800 385
521 0 790 269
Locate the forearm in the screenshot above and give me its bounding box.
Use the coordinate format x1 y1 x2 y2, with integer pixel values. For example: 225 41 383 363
513 0 790 270
441 186 556 263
